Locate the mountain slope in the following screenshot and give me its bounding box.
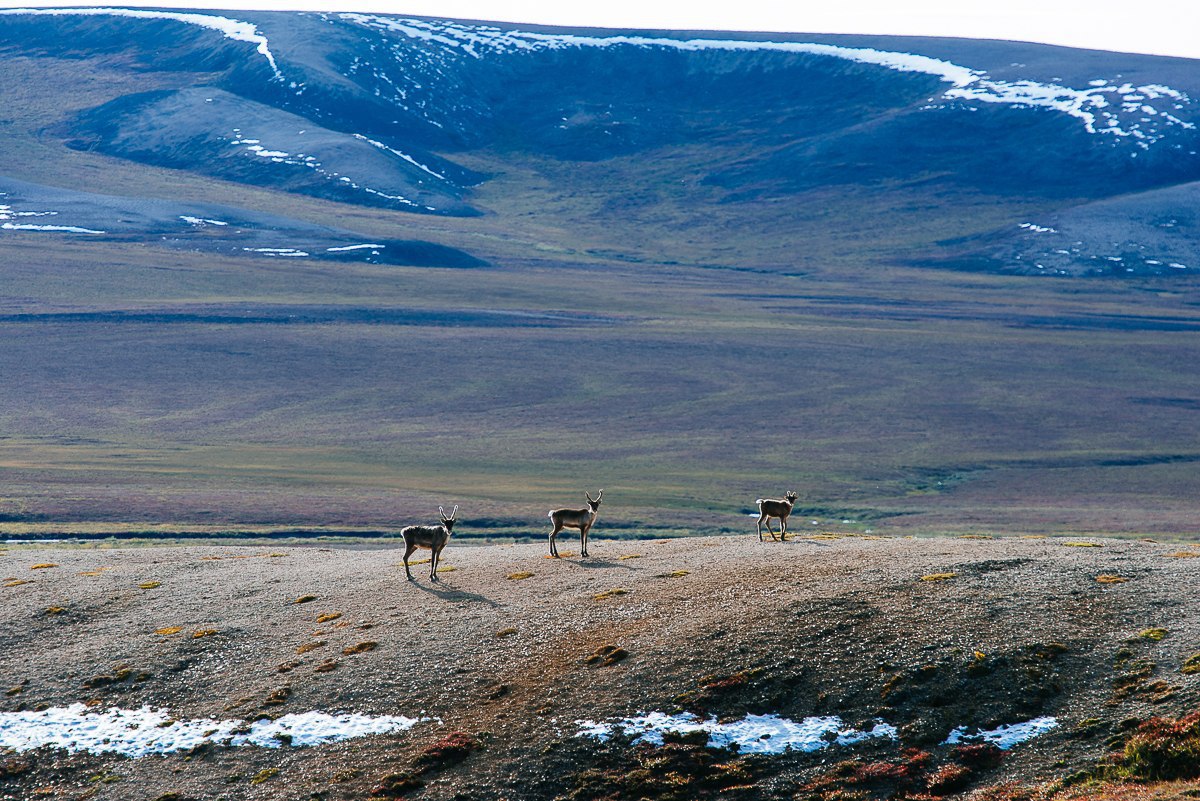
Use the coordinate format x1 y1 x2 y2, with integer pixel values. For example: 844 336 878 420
3 8 1200 273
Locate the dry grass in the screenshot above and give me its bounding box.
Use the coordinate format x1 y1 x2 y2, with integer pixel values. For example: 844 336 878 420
314 660 338 673
507 571 534 580
29 563 58 569
315 612 342 623
656 570 690 578
920 572 958 582
617 554 642 560
495 627 517 638
1063 541 1103 548
192 629 219 639
296 641 326 655
1140 628 1169 641
1164 551 1199 559
46 606 66 614
342 641 377 655
3 580 30 587
958 535 993 540
154 626 183 636
1182 654 1200 675
1096 575 1129 584
294 595 317 604
138 581 161 589
593 588 630 601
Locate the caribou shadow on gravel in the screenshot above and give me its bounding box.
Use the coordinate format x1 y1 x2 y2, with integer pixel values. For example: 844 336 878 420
411 581 499 607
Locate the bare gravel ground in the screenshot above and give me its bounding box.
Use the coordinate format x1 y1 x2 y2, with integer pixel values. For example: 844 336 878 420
1 533 1198 800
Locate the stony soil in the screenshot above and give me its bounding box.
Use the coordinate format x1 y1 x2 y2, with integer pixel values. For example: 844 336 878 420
1 533 1198 800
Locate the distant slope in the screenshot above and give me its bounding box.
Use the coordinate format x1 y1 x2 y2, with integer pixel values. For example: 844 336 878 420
0 175 485 266
2 9 1199 274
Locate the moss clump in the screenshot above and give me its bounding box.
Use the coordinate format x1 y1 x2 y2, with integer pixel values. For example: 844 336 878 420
46 606 67 614
1140 628 1169 642
414 731 477 770
293 595 317 604
920 572 957 582
155 626 183 636
343 641 378 655
29 563 58 569
315 611 342 623
585 644 629 667
138 581 161 589
314 660 338 673
657 570 690 578
191 629 219 639
495 627 518 638
369 771 424 797
1182 654 1200 675
1095 575 1129 584
296 640 325 655
83 665 135 689
593 588 630 600
249 767 279 785
507 571 534 580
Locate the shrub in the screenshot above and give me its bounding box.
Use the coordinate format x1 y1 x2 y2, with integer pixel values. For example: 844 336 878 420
1114 710 1200 782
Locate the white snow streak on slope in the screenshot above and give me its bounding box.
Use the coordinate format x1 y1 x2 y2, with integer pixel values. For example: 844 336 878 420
944 717 1060 750
342 15 1194 148
0 705 423 757
0 8 282 81
352 134 447 181
2 223 105 234
577 712 897 755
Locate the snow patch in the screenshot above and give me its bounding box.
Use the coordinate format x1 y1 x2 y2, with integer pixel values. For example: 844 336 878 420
0 705 423 758
576 712 897 755
1019 223 1058 234
179 215 229 226
352 134 447 181
944 717 1059 750
326 243 385 252
2 222 104 234
0 8 282 81
242 247 309 257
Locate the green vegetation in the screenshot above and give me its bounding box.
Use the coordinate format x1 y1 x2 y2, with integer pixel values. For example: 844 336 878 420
1 51 1200 542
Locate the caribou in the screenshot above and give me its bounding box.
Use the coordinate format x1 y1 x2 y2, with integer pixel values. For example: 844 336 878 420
401 505 457 581
548 490 602 558
755 491 799 542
